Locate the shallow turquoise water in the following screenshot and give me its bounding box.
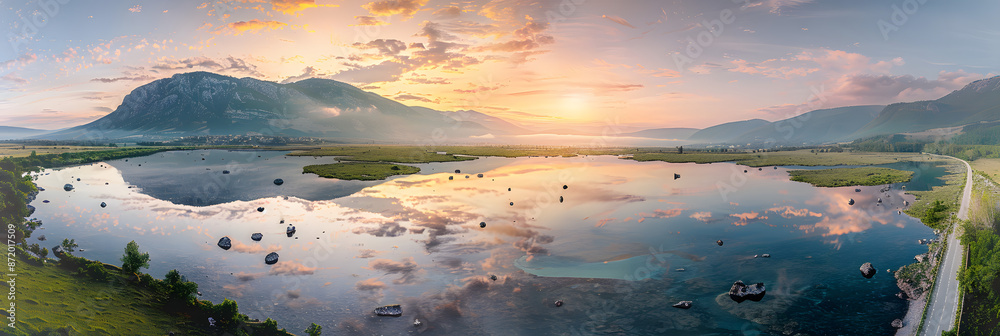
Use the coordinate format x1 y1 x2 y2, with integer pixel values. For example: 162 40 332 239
27 150 942 335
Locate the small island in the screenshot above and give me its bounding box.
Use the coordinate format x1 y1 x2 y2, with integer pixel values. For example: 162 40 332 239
303 162 420 180
789 167 914 187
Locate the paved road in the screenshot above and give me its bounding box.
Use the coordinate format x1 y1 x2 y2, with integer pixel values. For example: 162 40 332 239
920 156 972 336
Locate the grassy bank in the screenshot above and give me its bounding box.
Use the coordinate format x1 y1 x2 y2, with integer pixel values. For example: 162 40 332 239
303 162 420 180
788 167 914 187
629 149 933 167
904 160 966 230
970 158 1000 184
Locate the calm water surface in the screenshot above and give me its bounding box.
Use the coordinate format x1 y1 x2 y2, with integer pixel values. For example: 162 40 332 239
28 150 943 335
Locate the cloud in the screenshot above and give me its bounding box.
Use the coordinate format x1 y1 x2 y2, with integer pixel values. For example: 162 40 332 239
226 19 288 35
433 5 461 18
730 211 768 226
363 0 428 20
369 257 422 284
270 0 336 15
281 66 322 84
408 76 451 84
355 278 387 291
151 56 222 70
352 221 409 237
1 73 28 85
268 260 317 276
352 39 408 56
1 53 38 69
356 249 382 258
353 16 389 26
395 94 435 103
128 5 142 13
689 211 714 223
90 75 156 83
602 15 636 29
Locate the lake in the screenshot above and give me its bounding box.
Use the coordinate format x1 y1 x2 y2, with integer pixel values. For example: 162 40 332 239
27 149 943 335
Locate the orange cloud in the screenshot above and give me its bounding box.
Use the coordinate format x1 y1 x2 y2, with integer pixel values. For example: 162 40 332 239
363 0 428 20
352 15 389 26
268 260 317 276
270 0 336 15
689 211 713 223
730 211 768 226
766 205 823 219
226 19 288 35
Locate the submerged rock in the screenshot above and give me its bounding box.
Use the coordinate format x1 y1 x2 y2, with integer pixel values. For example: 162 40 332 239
729 281 766 303
554 300 563 307
374 304 402 316
63 184 74 191
265 252 279 264
672 301 692 309
251 233 262 241
490 274 498 281
891 319 903 328
218 237 232 250
860 262 876 278
273 178 283 185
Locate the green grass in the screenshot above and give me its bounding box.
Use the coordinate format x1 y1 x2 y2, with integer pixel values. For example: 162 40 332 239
303 162 420 180
788 167 914 187
904 160 966 229
16 261 201 335
629 149 936 167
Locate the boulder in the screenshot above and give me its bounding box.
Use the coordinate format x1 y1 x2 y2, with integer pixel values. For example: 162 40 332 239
510 202 514 206
26 205 35 216
554 300 563 307
222 170 230 174
413 319 422 327
761 254 770 258
374 304 402 316
455 169 461 174
673 173 680 180
562 185 568 190
42 200 49 203
100 202 107 208
479 222 486 228
848 199 855 206
672 301 692 309
257 207 265 212
490 274 498 281
559 196 564 203
716 240 724 246
273 178 283 185
477 173 484 178
251 233 262 241
449 176 453 180
860 262 876 278
265 252 279 264
63 184 74 191
218 237 232 250
76 178 81 181
286 225 296 235
729 280 766 303
891 319 903 328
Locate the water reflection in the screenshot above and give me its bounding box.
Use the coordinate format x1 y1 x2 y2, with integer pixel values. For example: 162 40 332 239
28 151 941 335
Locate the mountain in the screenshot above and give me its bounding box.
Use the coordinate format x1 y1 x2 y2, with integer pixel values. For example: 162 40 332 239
39 72 498 141
0 126 49 140
409 107 531 135
623 128 699 140
731 105 884 145
688 119 771 143
852 76 1000 138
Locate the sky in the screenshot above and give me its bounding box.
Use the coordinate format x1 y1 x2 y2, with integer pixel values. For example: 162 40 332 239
1 0 998 131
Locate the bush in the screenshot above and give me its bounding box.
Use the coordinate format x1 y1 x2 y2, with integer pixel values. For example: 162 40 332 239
83 261 110 281
164 269 199 303
305 323 322 336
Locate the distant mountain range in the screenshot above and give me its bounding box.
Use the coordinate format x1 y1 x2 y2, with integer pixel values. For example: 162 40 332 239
0 126 50 140
22 72 1000 146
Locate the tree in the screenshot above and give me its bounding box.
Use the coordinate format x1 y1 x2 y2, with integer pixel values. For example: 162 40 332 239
120 240 150 274
305 323 322 336
164 269 199 303
61 238 78 253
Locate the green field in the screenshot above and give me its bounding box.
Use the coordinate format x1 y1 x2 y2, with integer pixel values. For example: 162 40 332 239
628 149 934 167
303 162 420 180
788 167 914 187
15 261 200 335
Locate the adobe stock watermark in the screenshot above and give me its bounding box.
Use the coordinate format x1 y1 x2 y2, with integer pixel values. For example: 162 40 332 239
672 0 751 73
877 0 930 41
7 0 71 55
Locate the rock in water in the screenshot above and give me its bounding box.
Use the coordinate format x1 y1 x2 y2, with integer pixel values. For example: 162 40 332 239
717 240 724 246
490 274 498 281
448 176 453 180
477 173 484 178
413 319 422 327
891 319 903 328
673 173 680 180
374 304 402 316
860 262 876 278
455 169 461 174
562 185 568 190
849 198 855 206
222 170 230 174
265 252 279 264
554 300 563 307
559 196 564 203
63 184 74 191
672 301 692 309
217 237 232 250
257 207 265 212
100 202 107 208
729 281 766 303
479 222 486 228
273 178 283 185
251 233 263 241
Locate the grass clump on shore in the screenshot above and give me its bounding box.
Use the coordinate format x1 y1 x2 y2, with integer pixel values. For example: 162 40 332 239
303 162 420 180
788 167 914 187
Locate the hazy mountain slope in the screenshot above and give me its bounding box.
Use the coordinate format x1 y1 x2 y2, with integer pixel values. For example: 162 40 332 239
688 119 770 143
733 105 884 145
852 76 1000 138
0 126 49 140
623 128 699 140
